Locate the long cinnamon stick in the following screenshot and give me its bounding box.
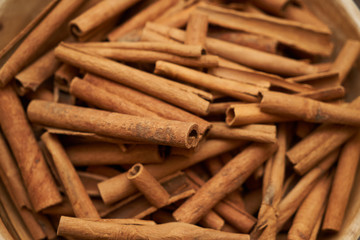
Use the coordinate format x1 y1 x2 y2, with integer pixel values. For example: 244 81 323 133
66 143 163 166
322 132 360 232
127 163 170 208
0 86 61 211
0 0 85 87
27 100 200 148
41 132 100 218
185 12 208 48
54 43 210 115
57 216 250 240
172 142 277 224
98 139 246 205
260 91 360 126
69 0 140 40
83 74 211 136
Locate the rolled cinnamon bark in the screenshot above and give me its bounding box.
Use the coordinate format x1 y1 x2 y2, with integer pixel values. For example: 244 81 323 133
145 22 319 76
185 12 208 48
197 3 333 56
251 0 290 16
322 132 360 232
172 142 277 224
287 97 360 174
107 0 178 41
70 77 160 119
83 74 211 136
0 0 85 87
41 132 100 218
67 41 203 57
15 49 60 96
208 122 277 143
330 40 360 85
208 102 241 116
0 218 14 240
208 30 279 53
155 61 262 102
0 86 61 211
98 139 246 205
288 173 332 240
295 85 345 102
156 2 201 28
226 104 294 126
66 143 163 166
54 43 210 115
127 163 170 208
57 216 250 240
72 47 218 68
27 100 199 148
260 91 360 126
54 63 79 86
277 149 339 229
69 0 140 39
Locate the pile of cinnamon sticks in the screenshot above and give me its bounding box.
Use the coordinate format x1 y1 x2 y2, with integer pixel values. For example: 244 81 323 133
0 0 359 239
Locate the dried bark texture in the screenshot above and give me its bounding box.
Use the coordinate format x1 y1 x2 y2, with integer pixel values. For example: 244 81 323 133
0 86 61 211
27 100 200 148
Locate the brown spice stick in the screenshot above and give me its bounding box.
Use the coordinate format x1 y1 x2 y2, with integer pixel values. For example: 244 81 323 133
58 216 250 240
73 47 218 68
70 77 160 119
98 139 246 205
287 97 360 174
251 0 290 16
208 122 277 143
208 30 279 54
68 41 203 57
309 206 325 240
107 0 178 41
260 91 360 126
54 43 210 115
197 3 333 56
173 142 277 224
69 0 140 39
277 149 339 229
208 102 242 116
288 173 332 240
146 22 319 76
67 143 163 166
185 12 208 48
226 104 294 126
28 100 200 148
295 85 345 102
322 132 360 232
0 0 85 87
15 49 60 96
41 132 100 218
330 39 360 85
0 217 14 240
156 2 201 28
127 163 170 208
83 74 211 135
155 61 262 102
0 86 61 211
54 63 79 86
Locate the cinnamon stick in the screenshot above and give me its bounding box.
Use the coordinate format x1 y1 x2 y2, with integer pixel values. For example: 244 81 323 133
260 91 360 126
226 104 294 126
295 85 345 102
0 0 85 87
54 43 210 115
208 122 277 143
185 12 208 48
0 86 62 211
127 163 170 208
0 218 14 240
172 142 277 224
66 143 164 166
98 139 246 205
54 63 79 86
15 49 60 96
288 173 332 240
57 216 250 240
107 0 178 41
155 61 263 102
68 41 203 57
69 0 140 40
83 74 211 136
322 132 360 232
41 132 100 218
28 100 200 148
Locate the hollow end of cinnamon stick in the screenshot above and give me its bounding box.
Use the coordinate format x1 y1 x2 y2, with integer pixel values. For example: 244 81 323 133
225 106 236 126
69 24 82 38
127 163 143 180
